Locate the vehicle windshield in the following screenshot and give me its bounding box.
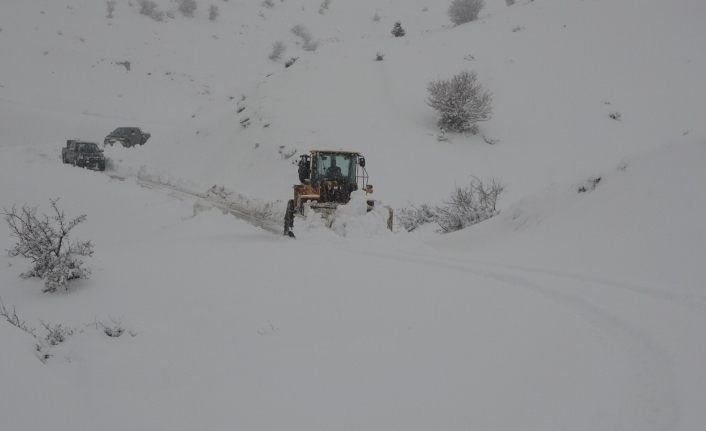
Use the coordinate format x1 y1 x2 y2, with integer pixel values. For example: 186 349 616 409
314 153 357 182
112 128 131 135
79 143 100 152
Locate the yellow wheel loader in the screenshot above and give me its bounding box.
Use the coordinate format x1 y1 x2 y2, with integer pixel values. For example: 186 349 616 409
284 150 393 237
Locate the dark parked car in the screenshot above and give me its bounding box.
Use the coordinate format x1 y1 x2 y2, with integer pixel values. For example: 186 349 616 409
62 140 106 171
104 127 151 147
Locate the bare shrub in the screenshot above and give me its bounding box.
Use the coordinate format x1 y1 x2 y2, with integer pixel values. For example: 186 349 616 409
397 178 503 233
269 41 286 61
427 70 492 133
391 21 405 37
436 178 504 233
397 204 438 232
577 177 601 193
42 322 74 346
115 60 131 71
209 4 219 20
482 134 498 145
106 0 116 18
137 0 165 21
448 0 485 26
2 200 93 292
319 0 332 14
100 319 125 337
0 299 49 361
291 24 318 51
0 298 36 336
375 52 385 61
177 0 198 17
284 57 298 68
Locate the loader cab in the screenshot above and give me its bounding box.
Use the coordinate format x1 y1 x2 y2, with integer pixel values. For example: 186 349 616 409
314 152 356 183
300 151 368 188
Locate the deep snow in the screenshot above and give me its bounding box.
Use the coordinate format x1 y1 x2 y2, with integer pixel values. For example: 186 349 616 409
1 0 705 430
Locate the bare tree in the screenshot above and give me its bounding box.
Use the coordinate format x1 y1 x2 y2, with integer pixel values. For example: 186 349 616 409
427 70 493 133
448 0 485 25
2 200 93 292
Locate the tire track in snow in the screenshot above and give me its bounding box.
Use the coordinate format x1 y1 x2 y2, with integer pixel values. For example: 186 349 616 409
338 246 680 431
463 258 705 313
131 176 284 235
394 250 706 314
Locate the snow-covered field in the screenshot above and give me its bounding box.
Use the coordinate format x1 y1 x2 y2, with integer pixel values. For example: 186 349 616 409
1 0 705 430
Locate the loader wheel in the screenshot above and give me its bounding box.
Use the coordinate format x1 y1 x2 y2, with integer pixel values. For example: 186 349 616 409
284 199 295 237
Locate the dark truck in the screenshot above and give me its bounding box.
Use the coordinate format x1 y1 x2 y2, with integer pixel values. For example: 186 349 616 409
104 127 150 147
62 140 106 171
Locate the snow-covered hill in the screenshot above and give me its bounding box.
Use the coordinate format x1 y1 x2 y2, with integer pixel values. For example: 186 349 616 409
1 0 705 430
3 0 703 204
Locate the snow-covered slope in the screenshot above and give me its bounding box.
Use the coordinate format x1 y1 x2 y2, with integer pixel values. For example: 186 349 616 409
2 0 704 205
1 0 705 430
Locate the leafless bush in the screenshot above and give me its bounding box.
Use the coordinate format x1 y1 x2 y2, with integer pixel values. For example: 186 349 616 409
436 178 503 233
177 0 198 17
291 24 318 51
397 178 503 233
269 41 286 61
448 0 485 25
209 4 219 20
577 176 601 193
391 21 405 37
137 0 165 21
397 204 438 232
427 70 492 133
42 322 74 346
115 60 131 71
284 57 298 68
0 298 36 336
2 200 93 292
106 0 116 18
482 134 498 145
609 111 622 121
100 320 125 337
375 52 385 61
0 299 49 361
